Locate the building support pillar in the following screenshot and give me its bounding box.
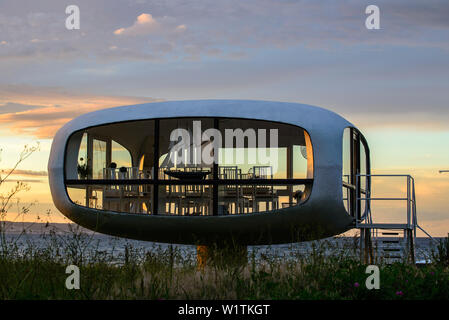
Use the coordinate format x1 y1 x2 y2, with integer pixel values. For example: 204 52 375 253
360 228 374 264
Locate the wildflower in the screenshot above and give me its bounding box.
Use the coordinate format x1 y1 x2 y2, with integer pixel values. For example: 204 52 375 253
396 291 403 296
354 282 360 288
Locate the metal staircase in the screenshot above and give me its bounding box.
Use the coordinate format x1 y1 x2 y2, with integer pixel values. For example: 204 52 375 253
355 174 433 264
375 231 410 264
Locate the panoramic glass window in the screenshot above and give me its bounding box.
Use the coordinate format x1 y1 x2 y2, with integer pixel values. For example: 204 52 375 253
111 141 132 169
216 118 312 214
65 117 313 215
342 127 370 217
158 118 214 180
92 139 106 179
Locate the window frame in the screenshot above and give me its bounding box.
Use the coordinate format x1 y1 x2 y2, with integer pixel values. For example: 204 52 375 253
342 127 371 219
64 117 315 215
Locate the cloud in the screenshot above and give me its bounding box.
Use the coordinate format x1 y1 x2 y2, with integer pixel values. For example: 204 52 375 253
0 0 447 62
112 12 187 56
2 179 44 183
3 169 48 176
0 102 46 114
175 24 187 32
0 169 47 183
0 1 447 131
114 13 160 36
0 85 162 138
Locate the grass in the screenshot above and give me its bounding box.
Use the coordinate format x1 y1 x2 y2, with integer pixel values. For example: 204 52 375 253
0 224 448 300
2 146 448 300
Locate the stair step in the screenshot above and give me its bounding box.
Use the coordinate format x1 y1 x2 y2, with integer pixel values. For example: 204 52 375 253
383 248 402 252
381 232 400 236
382 240 400 244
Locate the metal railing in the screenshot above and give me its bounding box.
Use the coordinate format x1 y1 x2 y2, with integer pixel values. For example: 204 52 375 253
356 174 435 241
356 174 416 231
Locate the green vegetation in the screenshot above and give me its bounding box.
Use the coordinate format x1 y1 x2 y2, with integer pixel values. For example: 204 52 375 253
1 144 448 300
0 228 448 300
432 235 449 267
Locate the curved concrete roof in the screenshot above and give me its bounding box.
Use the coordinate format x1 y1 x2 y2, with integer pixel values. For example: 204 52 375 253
56 99 354 134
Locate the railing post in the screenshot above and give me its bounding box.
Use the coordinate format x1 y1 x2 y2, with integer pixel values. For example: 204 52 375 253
408 229 415 264
406 175 410 229
412 178 417 237
413 179 418 237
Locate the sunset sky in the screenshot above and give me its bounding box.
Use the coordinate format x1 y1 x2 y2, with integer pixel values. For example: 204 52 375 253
0 0 448 236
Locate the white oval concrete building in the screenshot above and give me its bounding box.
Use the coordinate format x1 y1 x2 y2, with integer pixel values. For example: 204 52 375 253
48 100 370 245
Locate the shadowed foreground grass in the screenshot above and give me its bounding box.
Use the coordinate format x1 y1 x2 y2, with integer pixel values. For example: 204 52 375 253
1 228 449 300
